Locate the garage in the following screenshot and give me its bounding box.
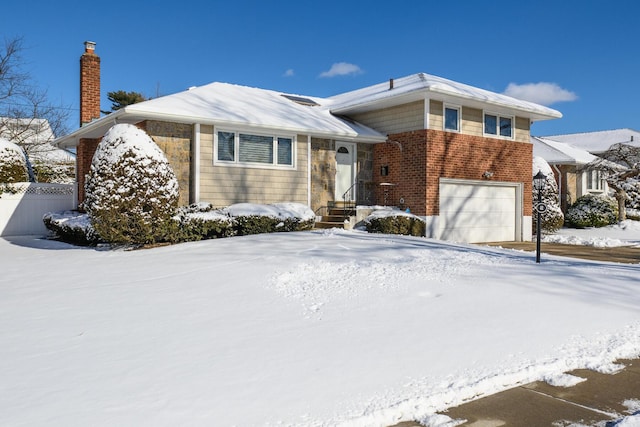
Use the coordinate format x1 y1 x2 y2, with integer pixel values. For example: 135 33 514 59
439 179 522 243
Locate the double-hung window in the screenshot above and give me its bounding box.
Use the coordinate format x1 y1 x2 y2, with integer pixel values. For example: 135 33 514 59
484 113 513 138
587 170 604 191
215 130 295 168
444 105 460 132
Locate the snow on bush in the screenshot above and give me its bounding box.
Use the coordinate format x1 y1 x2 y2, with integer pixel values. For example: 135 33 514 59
621 176 640 211
0 137 29 184
174 203 235 241
222 202 315 235
532 156 564 233
84 124 180 245
43 211 100 246
565 193 618 228
364 208 426 236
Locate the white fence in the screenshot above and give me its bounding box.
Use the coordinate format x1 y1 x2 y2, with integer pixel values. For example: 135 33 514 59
0 183 76 237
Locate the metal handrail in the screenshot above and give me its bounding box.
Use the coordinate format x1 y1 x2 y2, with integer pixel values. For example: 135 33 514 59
341 181 358 220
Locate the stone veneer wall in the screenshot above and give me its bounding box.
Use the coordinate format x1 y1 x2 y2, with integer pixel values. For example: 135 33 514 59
141 121 193 206
310 138 335 213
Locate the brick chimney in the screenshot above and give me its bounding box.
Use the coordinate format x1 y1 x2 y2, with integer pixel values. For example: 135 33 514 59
80 41 100 126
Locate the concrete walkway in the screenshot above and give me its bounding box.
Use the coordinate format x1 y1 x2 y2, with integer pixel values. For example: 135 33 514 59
483 241 640 264
391 359 640 426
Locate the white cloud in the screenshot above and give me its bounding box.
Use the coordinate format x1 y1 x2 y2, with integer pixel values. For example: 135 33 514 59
503 82 578 106
319 62 363 78
283 69 295 77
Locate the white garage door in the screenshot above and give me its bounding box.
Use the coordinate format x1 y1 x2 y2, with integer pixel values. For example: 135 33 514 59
439 179 519 243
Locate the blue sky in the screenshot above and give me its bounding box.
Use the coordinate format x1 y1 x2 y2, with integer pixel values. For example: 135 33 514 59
2 0 639 137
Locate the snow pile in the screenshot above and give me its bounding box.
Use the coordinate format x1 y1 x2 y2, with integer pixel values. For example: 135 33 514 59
545 220 640 247
1 229 640 426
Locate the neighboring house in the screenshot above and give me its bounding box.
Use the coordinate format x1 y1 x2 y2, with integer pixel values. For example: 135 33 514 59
538 129 640 212
0 117 75 183
55 42 561 243
531 136 604 213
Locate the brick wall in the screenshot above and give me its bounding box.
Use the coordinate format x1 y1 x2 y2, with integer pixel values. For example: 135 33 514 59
80 44 100 126
76 138 100 208
373 130 533 216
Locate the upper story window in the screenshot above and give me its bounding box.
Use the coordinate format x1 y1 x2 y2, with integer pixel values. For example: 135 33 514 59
215 129 295 168
587 170 604 191
484 113 513 138
444 105 460 132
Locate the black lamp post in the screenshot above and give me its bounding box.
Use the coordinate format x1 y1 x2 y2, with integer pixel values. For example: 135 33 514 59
533 170 547 263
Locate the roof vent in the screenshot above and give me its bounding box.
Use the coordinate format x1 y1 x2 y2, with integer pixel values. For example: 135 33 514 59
389 78 394 90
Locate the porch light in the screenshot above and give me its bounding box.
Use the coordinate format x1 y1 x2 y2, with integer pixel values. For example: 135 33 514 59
533 170 546 263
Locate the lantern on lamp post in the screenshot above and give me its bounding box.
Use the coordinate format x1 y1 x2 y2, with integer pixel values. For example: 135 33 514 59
533 170 547 263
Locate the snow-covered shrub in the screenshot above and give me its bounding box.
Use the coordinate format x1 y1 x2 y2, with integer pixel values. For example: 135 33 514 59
84 124 180 245
621 177 640 210
365 209 426 237
565 194 618 228
32 160 75 184
224 202 315 235
43 211 100 246
174 203 235 242
0 138 29 184
532 157 564 233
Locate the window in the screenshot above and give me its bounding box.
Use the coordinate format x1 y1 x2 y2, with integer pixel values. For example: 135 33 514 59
444 106 460 132
587 170 604 191
484 113 513 138
215 130 294 168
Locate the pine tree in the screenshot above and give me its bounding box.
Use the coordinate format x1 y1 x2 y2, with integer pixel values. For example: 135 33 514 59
102 90 146 114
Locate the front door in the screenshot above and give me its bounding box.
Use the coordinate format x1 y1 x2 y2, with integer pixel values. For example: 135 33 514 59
335 142 356 201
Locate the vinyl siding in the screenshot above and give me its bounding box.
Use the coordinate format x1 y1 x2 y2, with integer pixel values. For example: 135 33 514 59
429 100 530 143
349 101 425 135
198 125 308 207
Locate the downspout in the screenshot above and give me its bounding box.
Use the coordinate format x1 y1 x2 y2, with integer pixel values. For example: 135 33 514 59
307 135 311 207
193 123 201 203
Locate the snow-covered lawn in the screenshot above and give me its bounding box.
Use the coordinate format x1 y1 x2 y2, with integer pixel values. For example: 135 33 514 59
1 224 639 426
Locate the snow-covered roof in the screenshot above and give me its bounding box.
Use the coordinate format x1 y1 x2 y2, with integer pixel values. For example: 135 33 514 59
543 128 640 154
55 83 388 147
328 73 563 122
0 117 74 163
531 136 597 165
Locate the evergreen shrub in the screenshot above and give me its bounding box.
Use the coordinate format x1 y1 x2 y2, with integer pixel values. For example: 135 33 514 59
565 193 618 228
84 124 180 245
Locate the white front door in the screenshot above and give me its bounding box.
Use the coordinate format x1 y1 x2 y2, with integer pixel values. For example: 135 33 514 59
335 142 356 201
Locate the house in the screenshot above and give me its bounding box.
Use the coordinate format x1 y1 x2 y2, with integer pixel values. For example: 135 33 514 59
537 129 640 212
55 42 562 243
531 136 604 213
0 117 75 183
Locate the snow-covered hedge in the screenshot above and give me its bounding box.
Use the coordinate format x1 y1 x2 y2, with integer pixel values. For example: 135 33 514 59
173 203 235 241
364 209 426 237
532 157 564 233
565 193 618 228
43 211 100 246
44 202 316 247
0 138 29 184
84 124 180 245
223 202 315 235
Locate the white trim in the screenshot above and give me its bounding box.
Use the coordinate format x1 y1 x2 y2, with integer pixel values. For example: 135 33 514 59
483 111 515 140
213 126 297 170
193 123 201 203
306 135 311 207
443 103 461 133
424 97 430 130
